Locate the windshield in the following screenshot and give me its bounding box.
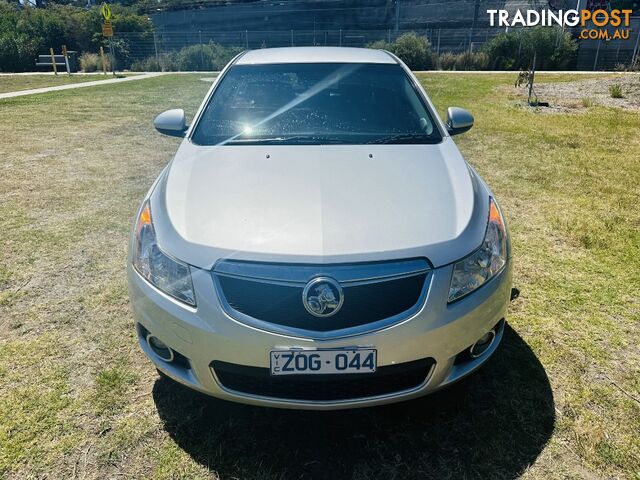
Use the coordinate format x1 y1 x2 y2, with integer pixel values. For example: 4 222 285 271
191 63 442 146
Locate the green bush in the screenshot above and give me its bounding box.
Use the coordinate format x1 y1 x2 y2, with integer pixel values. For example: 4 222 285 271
130 43 243 72
391 33 434 70
453 51 489 70
438 52 457 70
0 2 65 72
131 56 160 72
435 51 489 71
367 39 390 51
79 52 106 72
483 26 577 71
367 32 434 70
581 97 594 108
79 52 97 72
609 84 624 98
159 51 180 71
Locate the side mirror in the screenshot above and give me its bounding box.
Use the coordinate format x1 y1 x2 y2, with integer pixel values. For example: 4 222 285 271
154 109 188 137
446 107 474 136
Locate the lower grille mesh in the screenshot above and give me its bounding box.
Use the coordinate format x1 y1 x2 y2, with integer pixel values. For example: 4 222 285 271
211 358 434 401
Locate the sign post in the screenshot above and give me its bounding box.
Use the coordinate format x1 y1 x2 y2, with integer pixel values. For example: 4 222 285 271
62 45 71 76
101 3 116 76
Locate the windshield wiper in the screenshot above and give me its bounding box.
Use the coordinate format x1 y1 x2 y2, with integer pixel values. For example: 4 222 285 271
225 135 345 145
367 133 435 145
224 137 290 145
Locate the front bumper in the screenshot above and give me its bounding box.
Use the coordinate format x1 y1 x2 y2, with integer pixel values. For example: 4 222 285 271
128 259 512 410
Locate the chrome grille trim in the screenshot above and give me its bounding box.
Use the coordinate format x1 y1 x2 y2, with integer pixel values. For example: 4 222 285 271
212 258 432 340
213 258 431 284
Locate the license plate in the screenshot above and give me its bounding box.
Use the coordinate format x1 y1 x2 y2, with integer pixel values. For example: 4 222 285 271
270 349 377 376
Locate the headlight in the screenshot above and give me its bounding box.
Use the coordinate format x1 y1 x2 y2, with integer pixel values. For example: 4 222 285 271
132 201 196 306
448 198 508 303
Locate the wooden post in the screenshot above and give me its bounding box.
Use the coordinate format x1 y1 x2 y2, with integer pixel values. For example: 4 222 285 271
62 44 71 75
49 47 58 75
99 46 107 75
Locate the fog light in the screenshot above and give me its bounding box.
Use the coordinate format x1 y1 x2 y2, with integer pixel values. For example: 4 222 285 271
146 334 174 362
469 330 496 358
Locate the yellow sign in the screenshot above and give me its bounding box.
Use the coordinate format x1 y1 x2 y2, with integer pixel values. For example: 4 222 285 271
101 3 112 21
102 21 113 37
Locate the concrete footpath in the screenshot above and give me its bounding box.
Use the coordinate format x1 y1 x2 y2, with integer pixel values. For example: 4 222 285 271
0 72 166 100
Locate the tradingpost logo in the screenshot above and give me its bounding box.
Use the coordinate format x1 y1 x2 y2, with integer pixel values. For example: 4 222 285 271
487 8 634 41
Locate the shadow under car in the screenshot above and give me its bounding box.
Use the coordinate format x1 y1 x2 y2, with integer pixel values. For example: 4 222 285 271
152 323 554 479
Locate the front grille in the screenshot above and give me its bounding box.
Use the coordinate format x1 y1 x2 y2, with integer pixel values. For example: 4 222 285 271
212 258 430 336
211 358 435 401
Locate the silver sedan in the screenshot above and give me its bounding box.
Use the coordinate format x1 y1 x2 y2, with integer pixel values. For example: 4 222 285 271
128 47 514 410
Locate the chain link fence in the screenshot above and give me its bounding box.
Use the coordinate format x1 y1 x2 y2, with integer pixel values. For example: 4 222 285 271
109 28 503 71
108 25 640 72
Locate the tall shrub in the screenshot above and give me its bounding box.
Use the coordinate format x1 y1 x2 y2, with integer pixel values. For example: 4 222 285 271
130 43 243 72
483 27 578 70
367 32 434 70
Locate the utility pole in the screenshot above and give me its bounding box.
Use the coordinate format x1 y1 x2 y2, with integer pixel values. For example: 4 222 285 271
593 39 601 71
528 52 537 105
199 30 204 69
471 0 479 40
394 0 400 33
153 31 159 69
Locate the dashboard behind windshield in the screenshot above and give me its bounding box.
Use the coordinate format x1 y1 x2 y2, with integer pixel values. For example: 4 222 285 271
191 62 443 146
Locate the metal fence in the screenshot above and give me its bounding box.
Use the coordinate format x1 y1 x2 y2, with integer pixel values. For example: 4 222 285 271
111 28 504 71
148 27 498 51
109 26 640 72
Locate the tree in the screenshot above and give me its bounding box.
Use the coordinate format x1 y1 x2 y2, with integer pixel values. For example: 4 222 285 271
0 0 154 72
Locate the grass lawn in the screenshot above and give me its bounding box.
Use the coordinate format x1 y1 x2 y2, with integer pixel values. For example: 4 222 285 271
0 72 638 479
0 73 135 94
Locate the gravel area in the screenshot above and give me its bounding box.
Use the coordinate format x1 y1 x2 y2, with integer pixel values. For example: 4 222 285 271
525 74 640 112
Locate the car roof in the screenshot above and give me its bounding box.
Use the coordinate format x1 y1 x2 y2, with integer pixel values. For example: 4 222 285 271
235 47 397 65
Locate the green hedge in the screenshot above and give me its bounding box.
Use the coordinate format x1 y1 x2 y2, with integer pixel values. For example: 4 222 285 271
130 43 243 71
367 28 577 71
483 27 578 70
